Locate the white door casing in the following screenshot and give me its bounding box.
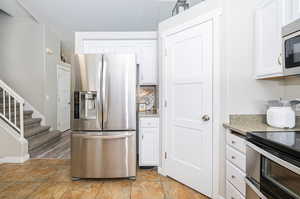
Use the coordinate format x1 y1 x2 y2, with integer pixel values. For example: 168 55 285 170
57 65 71 132
165 20 213 197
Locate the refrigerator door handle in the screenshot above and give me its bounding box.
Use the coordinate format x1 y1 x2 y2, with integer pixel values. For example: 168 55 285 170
81 132 135 140
102 56 109 128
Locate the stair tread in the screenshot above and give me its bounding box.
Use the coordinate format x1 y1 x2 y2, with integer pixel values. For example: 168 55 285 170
24 125 51 138
28 130 61 151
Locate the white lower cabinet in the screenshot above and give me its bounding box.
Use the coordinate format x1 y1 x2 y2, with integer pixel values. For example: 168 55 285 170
226 181 245 199
226 130 246 198
139 117 159 166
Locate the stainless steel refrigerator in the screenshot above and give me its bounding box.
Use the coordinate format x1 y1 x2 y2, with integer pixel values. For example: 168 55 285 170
71 53 137 179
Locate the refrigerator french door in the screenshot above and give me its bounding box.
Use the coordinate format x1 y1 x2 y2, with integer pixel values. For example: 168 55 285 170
71 53 137 179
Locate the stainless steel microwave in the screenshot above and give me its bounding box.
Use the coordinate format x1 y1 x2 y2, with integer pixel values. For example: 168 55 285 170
282 18 300 76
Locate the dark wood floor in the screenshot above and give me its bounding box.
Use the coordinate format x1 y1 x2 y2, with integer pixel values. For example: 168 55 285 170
30 130 71 159
0 159 209 199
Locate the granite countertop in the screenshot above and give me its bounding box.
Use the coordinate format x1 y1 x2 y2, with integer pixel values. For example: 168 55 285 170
223 114 300 136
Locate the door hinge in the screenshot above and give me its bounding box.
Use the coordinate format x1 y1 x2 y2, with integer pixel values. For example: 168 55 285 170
165 152 167 159
164 100 167 108
164 48 167 57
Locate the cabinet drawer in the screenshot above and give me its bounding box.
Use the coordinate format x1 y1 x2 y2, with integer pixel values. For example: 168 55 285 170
226 161 246 196
140 118 159 128
226 181 245 199
226 146 246 172
227 132 246 154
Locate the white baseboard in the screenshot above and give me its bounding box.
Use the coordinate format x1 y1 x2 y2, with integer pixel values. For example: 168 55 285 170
158 167 167 176
0 154 29 163
217 195 225 199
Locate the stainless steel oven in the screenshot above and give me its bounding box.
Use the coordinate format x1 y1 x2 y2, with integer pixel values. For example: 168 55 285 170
283 18 300 76
246 132 300 199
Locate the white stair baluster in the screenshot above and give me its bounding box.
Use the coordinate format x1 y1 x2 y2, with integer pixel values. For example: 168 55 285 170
14 98 17 125
8 95 11 121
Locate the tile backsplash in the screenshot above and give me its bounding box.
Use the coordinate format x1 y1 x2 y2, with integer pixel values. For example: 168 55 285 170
138 86 157 112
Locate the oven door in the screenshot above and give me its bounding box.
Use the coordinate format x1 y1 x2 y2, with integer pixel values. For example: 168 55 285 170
261 157 300 199
283 31 300 76
246 142 300 199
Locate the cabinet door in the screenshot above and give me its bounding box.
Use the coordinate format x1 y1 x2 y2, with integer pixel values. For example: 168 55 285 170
139 128 159 166
291 0 300 22
138 42 157 85
255 0 284 78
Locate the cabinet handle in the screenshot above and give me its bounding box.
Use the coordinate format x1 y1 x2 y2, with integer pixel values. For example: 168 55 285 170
277 53 282 66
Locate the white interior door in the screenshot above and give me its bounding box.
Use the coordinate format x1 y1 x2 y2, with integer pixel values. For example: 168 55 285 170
57 66 71 131
165 20 213 197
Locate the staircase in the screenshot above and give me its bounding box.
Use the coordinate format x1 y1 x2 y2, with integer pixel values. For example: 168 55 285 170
0 80 61 158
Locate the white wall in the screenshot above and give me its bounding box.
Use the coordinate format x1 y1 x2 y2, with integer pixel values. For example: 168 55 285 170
0 119 28 160
223 0 285 116
0 12 61 129
284 77 300 115
159 0 220 31
0 13 45 113
44 26 61 129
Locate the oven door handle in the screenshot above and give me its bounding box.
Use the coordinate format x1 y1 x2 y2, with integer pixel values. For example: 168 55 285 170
245 178 268 199
247 141 300 175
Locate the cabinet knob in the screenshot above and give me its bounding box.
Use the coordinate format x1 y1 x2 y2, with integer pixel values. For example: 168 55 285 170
231 141 236 144
231 175 235 179
231 156 236 159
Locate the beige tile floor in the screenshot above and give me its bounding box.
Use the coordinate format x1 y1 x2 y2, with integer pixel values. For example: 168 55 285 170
0 159 209 199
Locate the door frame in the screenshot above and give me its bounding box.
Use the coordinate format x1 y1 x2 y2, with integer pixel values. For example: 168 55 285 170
159 8 222 199
57 64 71 131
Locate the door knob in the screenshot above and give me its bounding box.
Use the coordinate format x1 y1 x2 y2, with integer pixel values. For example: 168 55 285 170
202 115 210 121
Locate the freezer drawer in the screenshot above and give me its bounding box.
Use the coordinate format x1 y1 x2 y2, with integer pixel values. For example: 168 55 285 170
71 131 136 178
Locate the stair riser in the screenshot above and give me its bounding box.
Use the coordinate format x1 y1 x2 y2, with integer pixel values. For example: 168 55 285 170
24 123 42 131
24 126 51 138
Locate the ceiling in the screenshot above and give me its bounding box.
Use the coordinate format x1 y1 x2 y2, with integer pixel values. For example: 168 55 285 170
18 0 176 33
15 0 203 55
0 0 31 17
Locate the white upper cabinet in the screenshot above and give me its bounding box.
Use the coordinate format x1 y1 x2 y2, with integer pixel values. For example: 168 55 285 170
254 0 300 79
255 0 284 79
138 42 158 85
285 0 300 25
75 32 158 85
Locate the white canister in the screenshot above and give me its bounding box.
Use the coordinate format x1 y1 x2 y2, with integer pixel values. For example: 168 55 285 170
266 106 296 128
